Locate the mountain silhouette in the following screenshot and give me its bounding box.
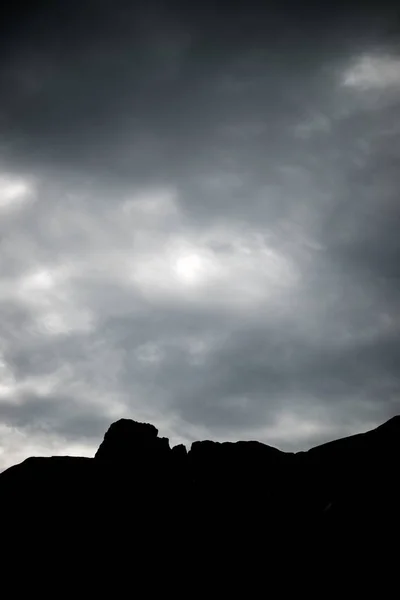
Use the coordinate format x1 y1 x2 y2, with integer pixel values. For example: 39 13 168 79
1 416 398 587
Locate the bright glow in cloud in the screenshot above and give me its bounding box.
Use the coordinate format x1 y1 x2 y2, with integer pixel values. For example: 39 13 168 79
129 225 299 307
129 240 221 295
342 54 400 89
23 269 55 291
0 174 34 210
173 252 212 286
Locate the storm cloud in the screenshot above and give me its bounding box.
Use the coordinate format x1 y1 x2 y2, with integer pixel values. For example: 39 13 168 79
1 1 400 469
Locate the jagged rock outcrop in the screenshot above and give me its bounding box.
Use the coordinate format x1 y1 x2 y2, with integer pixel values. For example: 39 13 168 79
95 418 170 463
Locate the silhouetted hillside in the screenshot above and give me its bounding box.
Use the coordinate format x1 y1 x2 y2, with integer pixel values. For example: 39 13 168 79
1 417 399 586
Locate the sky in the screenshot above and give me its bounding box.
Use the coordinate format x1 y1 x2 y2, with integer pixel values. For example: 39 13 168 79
1 1 400 469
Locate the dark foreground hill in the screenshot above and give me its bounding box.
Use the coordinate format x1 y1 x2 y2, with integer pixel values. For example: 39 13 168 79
1 416 399 588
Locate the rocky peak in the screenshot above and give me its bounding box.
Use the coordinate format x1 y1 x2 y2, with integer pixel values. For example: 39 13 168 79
95 418 170 462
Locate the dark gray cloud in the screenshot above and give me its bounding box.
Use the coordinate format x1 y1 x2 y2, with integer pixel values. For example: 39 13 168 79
1 1 400 469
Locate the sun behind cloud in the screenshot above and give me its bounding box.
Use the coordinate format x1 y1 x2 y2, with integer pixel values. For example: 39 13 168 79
173 252 211 286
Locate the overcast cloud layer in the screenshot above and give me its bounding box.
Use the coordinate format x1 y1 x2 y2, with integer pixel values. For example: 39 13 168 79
1 1 400 469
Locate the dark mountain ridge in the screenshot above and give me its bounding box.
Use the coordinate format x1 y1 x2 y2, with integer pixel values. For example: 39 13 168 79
1 416 398 586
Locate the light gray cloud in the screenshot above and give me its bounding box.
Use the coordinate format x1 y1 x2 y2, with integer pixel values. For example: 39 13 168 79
0 1 399 469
